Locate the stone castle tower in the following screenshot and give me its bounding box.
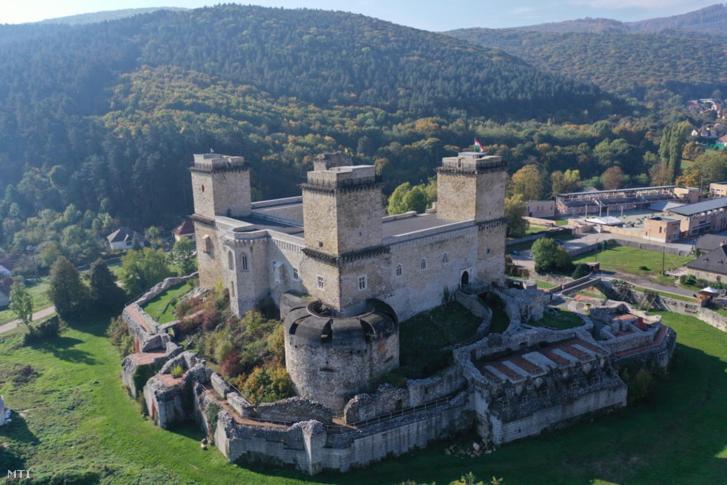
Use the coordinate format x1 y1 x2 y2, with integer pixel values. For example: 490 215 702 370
190 153 251 288
300 164 384 314
436 153 508 284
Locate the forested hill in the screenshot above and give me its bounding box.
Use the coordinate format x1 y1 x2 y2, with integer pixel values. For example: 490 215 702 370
509 4 727 35
447 28 727 101
0 5 619 227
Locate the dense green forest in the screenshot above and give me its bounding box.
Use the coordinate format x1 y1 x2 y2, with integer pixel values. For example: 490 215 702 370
0 5 627 272
447 29 727 103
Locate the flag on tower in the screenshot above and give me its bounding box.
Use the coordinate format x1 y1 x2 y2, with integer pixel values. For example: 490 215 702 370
474 138 484 152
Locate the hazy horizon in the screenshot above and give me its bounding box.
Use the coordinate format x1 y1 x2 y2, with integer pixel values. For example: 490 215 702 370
0 0 720 31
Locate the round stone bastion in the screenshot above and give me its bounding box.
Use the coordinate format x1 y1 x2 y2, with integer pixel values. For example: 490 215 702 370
283 299 399 412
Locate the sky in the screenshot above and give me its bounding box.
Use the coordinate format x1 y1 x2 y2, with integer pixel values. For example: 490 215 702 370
0 0 719 30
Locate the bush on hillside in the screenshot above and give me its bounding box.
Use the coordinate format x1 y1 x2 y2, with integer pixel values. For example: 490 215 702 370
22 316 61 346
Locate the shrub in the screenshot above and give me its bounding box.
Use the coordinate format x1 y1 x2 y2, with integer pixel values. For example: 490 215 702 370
170 364 185 379
241 364 295 404
679 274 697 286
266 325 285 364
219 350 242 378
532 237 572 274
107 316 133 355
571 263 591 279
22 316 61 345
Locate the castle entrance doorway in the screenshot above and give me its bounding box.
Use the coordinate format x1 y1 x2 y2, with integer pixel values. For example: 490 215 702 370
460 270 470 288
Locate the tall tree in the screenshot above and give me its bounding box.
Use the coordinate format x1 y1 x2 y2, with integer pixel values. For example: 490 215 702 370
121 249 172 297
9 280 33 326
511 165 544 201
48 256 88 317
601 166 625 190
88 259 127 312
504 194 528 238
172 238 197 275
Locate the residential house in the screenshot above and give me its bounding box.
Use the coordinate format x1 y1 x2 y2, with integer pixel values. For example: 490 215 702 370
106 228 144 251
172 219 195 242
686 244 727 282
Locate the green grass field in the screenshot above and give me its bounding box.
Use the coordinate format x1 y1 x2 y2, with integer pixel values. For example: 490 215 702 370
141 281 195 323
398 302 481 378
530 309 583 330
574 246 693 283
525 224 549 235
0 312 725 483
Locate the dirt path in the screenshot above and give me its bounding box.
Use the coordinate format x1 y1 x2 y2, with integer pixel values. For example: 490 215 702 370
0 305 56 335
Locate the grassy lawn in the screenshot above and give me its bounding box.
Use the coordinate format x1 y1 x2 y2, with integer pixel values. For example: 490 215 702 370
525 224 548 235
529 309 583 329
536 279 557 289
0 311 725 483
574 246 693 282
398 302 481 378
141 281 195 324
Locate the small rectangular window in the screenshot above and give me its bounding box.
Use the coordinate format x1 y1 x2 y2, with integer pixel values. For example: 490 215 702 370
420 258 427 270
317 276 325 289
358 275 367 290
293 268 299 280
395 264 402 276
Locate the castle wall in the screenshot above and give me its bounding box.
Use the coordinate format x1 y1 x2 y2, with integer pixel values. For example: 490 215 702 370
382 226 480 320
214 391 471 475
193 221 222 289
476 223 506 286
487 385 626 444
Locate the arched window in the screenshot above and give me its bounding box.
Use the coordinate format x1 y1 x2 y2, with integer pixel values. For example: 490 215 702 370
420 258 427 270
395 264 402 277
227 251 234 270
241 254 248 271
442 253 449 264
203 235 212 254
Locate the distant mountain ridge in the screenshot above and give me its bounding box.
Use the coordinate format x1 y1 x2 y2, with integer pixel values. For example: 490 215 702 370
37 7 187 25
513 3 727 35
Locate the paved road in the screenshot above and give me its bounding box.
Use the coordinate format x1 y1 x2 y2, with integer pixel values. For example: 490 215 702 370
0 305 56 336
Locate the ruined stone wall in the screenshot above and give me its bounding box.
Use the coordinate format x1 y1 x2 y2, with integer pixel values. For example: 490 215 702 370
214 391 472 475
342 365 466 424
486 382 626 445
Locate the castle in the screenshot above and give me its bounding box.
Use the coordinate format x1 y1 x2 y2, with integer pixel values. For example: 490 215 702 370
190 151 507 321
116 151 677 475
